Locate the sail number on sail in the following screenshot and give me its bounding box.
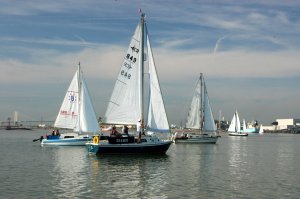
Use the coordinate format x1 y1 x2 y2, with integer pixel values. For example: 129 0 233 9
120 70 131 79
59 110 77 116
126 53 137 63
120 52 138 79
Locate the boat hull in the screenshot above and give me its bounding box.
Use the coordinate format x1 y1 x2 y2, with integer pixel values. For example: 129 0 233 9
86 140 172 155
228 132 248 136
174 136 218 144
242 127 259 133
6 126 32 130
41 134 91 146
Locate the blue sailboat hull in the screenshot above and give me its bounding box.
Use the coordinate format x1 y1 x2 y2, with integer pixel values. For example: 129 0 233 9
86 141 172 155
41 135 91 146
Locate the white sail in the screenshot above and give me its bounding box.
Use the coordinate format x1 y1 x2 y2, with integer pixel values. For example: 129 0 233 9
104 22 143 125
203 84 216 132
186 78 201 129
228 111 241 132
236 112 241 132
78 76 100 133
242 119 247 131
228 112 236 132
54 71 80 130
146 31 170 133
54 65 100 133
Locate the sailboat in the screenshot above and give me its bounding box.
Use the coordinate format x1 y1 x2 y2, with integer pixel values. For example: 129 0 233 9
40 63 100 146
173 73 219 144
86 13 172 154
228 111 248 136
242 119 247 131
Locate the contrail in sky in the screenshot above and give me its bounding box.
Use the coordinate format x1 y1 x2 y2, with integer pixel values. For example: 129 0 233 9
213 35 227 55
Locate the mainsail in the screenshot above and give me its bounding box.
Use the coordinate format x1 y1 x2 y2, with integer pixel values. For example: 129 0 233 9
185 78 202 129
54 64 100 133
54 70 79 130
104 22 143 125
146 27 170 133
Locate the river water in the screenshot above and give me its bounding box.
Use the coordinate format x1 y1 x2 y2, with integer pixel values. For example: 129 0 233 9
0 129 299 199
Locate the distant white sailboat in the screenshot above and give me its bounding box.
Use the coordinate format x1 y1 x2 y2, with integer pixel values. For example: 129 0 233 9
40 63 100 146
86 13 172 154
242 119 247 131
228 111 248 136
174 73 219 144
259 124 264 134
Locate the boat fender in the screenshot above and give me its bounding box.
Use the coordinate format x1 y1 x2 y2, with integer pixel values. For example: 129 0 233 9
93 136 99 144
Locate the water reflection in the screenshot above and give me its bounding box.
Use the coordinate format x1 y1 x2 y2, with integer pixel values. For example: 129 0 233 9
88 154 170 199
227 137 249 195
168 144 217 198
50 147 91 198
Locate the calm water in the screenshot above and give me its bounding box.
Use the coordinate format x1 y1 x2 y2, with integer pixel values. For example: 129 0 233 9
1 129 300 199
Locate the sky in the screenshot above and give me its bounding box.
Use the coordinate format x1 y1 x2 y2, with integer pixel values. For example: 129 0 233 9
0 0 299 126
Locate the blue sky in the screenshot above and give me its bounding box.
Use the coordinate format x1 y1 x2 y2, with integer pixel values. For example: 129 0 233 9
0 0 299 126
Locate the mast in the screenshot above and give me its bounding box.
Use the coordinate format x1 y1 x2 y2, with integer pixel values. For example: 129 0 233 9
77 62 82 133
200 73 203 133
139 13 145 125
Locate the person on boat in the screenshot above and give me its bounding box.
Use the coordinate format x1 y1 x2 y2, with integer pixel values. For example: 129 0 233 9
122 125 129 135
111 126 117 136
137 119 142 143
56 129 60 136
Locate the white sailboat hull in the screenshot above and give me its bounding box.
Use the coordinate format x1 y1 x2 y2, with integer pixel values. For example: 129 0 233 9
228 132 248 136
41 133 91 146
174 134 218 144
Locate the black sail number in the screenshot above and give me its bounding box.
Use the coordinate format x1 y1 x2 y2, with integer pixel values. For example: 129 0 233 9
126 53 136 63
121 70 131 79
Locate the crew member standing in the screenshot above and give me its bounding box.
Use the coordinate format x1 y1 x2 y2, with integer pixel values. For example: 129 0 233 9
137 119 142 143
